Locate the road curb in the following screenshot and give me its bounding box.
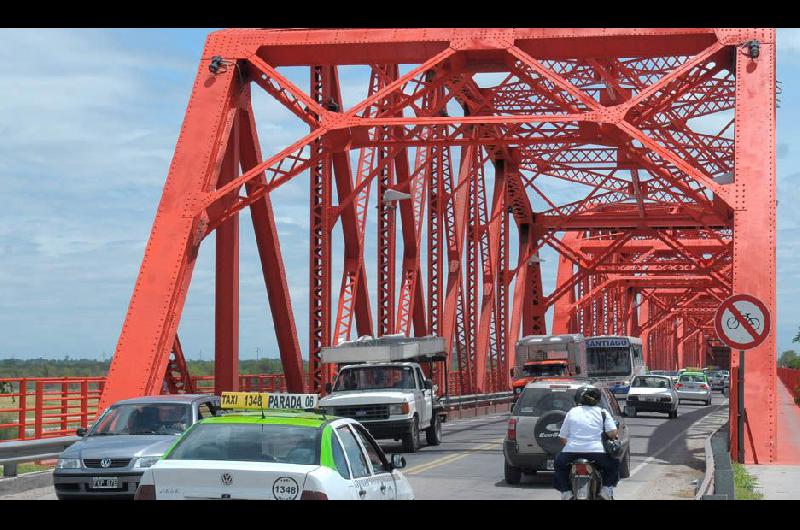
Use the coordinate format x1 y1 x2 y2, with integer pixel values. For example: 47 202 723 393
695 424 718 499
0 470 53 496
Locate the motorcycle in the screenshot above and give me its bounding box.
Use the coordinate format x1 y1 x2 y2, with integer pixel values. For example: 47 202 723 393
569 459 604 500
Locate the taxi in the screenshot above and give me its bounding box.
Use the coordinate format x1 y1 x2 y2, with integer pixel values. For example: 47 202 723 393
133 392 415 500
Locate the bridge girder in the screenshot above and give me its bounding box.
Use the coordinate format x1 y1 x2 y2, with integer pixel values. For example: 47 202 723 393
98 28 776 463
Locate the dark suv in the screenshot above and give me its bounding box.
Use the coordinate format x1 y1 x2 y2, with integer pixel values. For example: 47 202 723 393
503 379 631 484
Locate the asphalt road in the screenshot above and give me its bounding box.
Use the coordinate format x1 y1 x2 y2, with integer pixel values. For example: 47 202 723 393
1 393 728 500
382 392 730 500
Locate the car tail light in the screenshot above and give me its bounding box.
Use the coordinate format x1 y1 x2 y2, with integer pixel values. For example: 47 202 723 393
700 384 709 390
507 418 518 442
300 490 328 500
134 484 155 500
675 383 683 389
573 463 591 476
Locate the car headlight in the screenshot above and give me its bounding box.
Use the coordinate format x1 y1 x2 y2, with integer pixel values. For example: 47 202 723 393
388 403 410 415
134 456 161 468
56 458 81 470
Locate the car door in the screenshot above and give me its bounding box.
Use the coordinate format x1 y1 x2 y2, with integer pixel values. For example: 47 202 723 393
329 425 360 500
601 389 628 451
416 367 432 424
411 368 427 425
351 424 397 500
335 424 376 499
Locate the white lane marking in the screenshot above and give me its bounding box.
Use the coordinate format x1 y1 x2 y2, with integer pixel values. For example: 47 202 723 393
628 399 729 479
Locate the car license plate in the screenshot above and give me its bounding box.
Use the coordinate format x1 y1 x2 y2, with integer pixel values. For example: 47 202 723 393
643 396 657 402
546 459 554 471
91 477 119 489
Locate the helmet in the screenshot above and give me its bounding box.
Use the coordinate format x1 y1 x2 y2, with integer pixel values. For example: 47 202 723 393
575 387 601 406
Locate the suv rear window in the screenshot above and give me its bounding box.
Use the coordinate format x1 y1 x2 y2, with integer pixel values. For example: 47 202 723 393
513 387 579 417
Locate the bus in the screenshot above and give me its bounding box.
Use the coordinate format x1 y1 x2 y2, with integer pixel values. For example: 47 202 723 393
585 336 645 397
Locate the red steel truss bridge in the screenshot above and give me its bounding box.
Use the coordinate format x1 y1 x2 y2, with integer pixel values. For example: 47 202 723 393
98 28 777 463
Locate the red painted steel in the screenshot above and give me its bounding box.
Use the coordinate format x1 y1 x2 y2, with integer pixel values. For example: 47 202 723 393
777 368 800 404
0 378 105 441
94 28 776 461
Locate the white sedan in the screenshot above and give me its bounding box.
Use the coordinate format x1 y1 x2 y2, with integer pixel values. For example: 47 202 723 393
624 375 679 419
134 400 414 500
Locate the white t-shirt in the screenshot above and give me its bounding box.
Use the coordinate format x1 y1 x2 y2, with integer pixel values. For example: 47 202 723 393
558 405 617 454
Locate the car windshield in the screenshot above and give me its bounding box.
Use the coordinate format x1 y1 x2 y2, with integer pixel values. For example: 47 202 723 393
521 364 567 377
167 423 320 465
679 374 706 383
333 366 415 391
92 403 192 435
513 387 580 417
632 376 669 389
586 347 632 377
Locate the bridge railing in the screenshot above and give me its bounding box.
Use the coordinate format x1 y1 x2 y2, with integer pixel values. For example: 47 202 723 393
0 377 105 442
1 370 503 442
777 368 800 404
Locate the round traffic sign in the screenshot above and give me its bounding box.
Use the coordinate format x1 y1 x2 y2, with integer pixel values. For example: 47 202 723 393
713 293 771 350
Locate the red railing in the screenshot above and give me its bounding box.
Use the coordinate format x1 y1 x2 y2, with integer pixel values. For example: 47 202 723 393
1 370 482 442
190 374 289 395
0 377 105 441
778 368 800 405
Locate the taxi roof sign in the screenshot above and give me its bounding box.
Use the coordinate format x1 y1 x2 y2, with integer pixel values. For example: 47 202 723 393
221 392 319 411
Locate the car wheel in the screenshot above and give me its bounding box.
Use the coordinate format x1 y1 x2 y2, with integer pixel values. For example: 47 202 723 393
504 460 522 485
706 400 712 406
425 414 442 446
619 449 631 479
402 416 420 453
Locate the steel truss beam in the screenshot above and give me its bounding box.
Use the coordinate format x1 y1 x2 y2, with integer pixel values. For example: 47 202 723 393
100 29 776 464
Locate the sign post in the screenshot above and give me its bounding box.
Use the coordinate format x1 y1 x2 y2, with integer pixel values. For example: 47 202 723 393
713 293 771 464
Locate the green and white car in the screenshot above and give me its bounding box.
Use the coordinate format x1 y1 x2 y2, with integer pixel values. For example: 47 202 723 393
134 393 414 500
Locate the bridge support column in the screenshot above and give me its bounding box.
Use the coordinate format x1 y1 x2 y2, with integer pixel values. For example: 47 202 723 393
730 31 777 464
215 116 240 394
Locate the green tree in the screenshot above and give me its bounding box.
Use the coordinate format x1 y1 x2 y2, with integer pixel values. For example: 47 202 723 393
779 350 798 368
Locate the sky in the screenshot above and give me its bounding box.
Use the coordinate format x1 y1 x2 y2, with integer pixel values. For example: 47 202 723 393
0 28 798 361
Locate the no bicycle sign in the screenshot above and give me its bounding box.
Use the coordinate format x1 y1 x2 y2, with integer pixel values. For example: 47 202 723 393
713 293 771 351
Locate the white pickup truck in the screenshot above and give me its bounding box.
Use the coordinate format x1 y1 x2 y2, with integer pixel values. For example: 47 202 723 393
318 336 447 453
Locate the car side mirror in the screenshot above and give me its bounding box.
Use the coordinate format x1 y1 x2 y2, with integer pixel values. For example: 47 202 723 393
391 454 406 470
76 428 88 437
424 379 433 391
324 382 333 394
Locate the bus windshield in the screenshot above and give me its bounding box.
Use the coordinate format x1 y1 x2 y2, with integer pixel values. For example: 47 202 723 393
587 347 632 377
521 363 567 378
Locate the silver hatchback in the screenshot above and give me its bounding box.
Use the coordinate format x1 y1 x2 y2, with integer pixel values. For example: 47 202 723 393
503 379 631 484
675 373 712 406
53 394 221 499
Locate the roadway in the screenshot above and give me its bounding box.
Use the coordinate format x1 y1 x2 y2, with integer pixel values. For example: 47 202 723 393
383 393 729 500
1 393 728 500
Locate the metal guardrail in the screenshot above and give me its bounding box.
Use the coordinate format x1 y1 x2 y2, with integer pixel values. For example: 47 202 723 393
0 435 79 478
441 392 513 410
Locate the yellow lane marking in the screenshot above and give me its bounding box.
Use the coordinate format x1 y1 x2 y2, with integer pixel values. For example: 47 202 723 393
404 437 505 476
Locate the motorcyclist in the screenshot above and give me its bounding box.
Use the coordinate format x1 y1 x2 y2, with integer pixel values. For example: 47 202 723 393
553 387 620 500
